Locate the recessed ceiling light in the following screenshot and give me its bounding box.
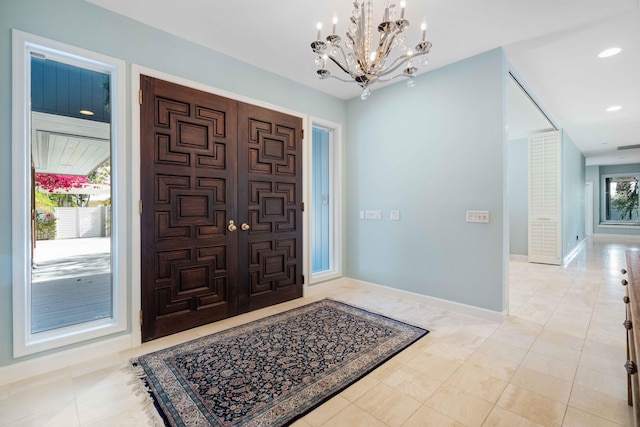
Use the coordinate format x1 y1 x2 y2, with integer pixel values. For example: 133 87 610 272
606 105 622 112
79 109 94 116
598 47 622 58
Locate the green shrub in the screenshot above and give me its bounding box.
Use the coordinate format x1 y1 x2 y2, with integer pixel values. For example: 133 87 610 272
35 211 56 240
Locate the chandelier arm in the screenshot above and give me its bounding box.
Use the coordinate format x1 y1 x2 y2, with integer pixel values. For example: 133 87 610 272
370 32 391 72
372 30 402 73
327 55 358 79
347 31 367 75
377 74 408 83
325 74 358 83
334 45 359 76
378 60 417 77
378 51 427 77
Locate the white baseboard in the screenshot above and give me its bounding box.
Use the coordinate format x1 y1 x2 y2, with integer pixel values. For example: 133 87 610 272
346 278 506 323
304 278 349 297
509 254 528 262
0 334 133 386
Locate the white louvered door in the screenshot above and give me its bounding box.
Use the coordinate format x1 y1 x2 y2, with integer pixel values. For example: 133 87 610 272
528 130 562 265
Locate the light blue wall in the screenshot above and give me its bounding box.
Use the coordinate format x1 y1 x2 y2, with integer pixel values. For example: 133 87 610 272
589 163 640 235
0 0 346 366
345 48 507 312
562 131 586 257
508 138 528 256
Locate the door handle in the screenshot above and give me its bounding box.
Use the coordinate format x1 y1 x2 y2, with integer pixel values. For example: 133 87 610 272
241 223 250 231
228 220 237 232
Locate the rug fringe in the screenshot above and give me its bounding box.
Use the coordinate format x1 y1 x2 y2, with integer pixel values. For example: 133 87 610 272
128 358 166 427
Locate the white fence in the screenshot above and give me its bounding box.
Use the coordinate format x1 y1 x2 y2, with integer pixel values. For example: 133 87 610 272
54 206 108 239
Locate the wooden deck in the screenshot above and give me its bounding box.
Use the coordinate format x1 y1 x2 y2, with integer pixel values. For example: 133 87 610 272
31 238 112 333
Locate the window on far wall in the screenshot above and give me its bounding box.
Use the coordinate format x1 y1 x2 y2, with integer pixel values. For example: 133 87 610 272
310 123 341 281
602 174 640 224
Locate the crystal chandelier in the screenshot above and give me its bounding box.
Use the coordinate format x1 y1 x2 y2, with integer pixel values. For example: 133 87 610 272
311 1 432 99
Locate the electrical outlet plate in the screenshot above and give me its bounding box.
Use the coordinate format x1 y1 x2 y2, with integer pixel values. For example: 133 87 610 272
466 210 489 223
365 210 382 220
390 210 400 220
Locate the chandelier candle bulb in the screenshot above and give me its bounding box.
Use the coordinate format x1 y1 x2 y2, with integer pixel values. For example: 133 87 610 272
332 14 338 34
400 1 406 19
316 22 322 41
421 19 427 41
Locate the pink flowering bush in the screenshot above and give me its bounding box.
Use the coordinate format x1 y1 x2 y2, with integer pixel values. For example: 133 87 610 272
35 173 90 192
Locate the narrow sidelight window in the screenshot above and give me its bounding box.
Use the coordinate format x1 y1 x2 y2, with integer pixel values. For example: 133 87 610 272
12 30 127 356
310 122 341 281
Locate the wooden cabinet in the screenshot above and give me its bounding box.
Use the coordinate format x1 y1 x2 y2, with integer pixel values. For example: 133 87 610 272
623 251 640 426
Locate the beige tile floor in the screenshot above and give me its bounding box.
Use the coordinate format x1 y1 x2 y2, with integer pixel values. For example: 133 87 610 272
1 236 638 426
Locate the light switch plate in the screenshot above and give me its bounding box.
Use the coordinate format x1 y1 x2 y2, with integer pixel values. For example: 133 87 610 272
390 210 400 220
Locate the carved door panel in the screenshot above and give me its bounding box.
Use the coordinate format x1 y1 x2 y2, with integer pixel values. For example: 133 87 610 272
140 77 303 341
237 103 303 312
140 76 238 341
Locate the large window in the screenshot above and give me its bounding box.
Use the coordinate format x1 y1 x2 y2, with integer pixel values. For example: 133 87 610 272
12 30 127 356
310 121 341 282
602 173 640 224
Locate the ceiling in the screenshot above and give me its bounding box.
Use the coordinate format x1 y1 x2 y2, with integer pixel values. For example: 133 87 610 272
507 76 554 140
86 0 640 166
32 112 110 176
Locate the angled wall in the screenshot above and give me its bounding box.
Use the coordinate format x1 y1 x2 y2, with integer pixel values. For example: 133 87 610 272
345 48 508 312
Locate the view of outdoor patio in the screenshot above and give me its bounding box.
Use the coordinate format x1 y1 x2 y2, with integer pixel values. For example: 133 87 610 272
32 166 112 333
29 55 114 334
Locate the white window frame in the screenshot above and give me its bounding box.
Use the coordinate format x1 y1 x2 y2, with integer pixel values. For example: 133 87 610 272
308 119 342 283
12 30 128 357
600 172 640 225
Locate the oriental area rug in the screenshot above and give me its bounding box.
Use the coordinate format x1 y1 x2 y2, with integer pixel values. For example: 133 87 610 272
132 299 429 427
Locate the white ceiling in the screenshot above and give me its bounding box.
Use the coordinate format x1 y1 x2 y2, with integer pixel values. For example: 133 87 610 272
86 0 640 166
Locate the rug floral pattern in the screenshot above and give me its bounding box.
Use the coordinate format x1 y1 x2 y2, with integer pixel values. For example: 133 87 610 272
134 299 428 426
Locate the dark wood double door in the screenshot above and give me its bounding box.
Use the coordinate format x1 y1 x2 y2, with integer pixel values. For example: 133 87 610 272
140 76 303 341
